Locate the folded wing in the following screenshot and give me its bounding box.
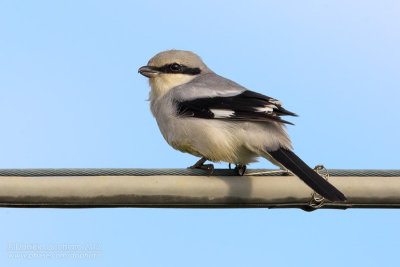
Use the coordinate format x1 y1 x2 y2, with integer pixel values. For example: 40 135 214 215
176 90 297 125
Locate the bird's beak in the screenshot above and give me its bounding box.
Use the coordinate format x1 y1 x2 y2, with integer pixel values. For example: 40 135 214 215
138 66 161 78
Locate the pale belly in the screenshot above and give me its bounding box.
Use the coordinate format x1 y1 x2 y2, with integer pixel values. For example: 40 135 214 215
158 116 260 164
151 98 291 165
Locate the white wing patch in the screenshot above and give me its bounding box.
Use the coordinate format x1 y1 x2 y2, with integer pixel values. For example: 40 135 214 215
255 105 276 113
210 109 235 118
269 99 282 106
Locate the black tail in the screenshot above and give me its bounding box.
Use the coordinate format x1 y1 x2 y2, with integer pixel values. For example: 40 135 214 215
268 148 346 202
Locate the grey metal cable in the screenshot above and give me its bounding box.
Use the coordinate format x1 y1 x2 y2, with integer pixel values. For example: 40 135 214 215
0 168 398 177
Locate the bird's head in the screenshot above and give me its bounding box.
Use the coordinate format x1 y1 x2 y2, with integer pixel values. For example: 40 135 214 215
138 50 211 100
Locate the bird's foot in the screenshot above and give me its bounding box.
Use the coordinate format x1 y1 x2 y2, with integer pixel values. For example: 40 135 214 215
188 157 214 175
190 164 214 175
234 164 247 176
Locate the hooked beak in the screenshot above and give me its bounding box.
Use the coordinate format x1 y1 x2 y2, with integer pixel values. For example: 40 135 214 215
138 66 160 78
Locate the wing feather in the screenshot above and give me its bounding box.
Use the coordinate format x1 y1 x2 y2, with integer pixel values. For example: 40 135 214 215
176 90 297 125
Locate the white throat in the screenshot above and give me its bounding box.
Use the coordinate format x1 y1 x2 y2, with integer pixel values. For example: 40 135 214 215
148 74 196 101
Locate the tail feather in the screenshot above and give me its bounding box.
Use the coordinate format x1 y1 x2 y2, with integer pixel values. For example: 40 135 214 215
268 148 346 202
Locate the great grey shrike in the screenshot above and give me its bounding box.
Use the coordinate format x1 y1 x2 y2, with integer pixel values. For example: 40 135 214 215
138 50 346 202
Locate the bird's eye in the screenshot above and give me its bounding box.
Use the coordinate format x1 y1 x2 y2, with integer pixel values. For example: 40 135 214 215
170 63 182 72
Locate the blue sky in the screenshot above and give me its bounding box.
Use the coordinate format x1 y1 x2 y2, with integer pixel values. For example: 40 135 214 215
0 1 399 266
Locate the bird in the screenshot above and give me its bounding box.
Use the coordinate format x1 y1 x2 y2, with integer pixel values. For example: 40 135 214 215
138 49 346 202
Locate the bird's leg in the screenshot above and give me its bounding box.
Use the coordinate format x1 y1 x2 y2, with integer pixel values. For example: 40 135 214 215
235 164 247 176
189 157 207 168
188 157 214 175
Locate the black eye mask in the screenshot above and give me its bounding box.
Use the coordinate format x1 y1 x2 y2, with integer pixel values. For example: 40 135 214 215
153 63 201 75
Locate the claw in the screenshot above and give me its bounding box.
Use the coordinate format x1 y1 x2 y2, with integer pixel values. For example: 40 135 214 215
234 164 247 176
188 157 215 175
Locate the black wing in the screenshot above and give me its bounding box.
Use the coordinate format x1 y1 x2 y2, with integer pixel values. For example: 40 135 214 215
176 90 297 125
